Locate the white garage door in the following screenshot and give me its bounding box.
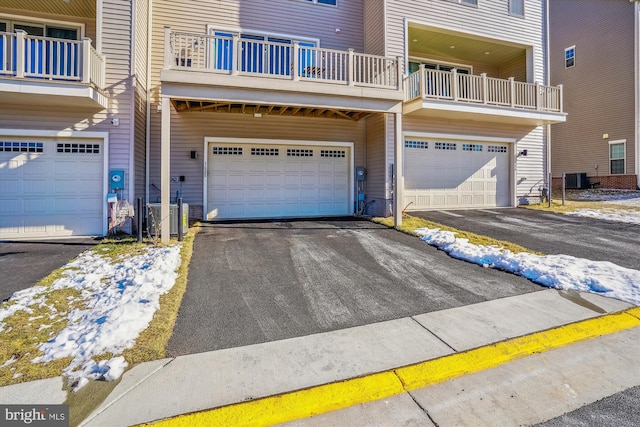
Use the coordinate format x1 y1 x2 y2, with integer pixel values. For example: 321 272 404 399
403 138 510 210
0 138 104 238
207 142 351 220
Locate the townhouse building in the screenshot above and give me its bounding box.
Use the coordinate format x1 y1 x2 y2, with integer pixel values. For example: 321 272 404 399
0 0 565 241
549 0 639 190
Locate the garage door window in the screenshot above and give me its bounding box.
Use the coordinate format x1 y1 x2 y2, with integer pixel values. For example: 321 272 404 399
0 141 43 153
56 143 100 154
462 143 483 152
405 140 428 149
435 142 457 150
251 147 279 156
287 148 314 157
488 145 507 153
212 146 243 155
321 150 346 158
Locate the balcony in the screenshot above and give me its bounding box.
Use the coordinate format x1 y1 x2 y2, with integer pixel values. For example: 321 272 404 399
0 30 107 109
404 67 566 126
161 29 404 118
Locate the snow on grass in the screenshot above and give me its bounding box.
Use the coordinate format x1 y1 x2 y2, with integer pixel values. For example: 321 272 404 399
569 189 640 202
565 209 640 225
0 245 181 389
416 228 640 306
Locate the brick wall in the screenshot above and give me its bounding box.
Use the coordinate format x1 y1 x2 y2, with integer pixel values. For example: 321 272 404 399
552 174 638 190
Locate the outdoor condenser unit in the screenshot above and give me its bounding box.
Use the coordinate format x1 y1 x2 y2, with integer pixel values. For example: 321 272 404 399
565 173 588 189
147 203 189 236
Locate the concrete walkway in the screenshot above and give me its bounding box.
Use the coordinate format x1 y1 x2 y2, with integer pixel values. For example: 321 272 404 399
3 289 637 426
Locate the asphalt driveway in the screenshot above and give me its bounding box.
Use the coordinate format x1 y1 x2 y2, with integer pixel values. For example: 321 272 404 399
0 238 98 301
411 208 640 270
167 218 540 357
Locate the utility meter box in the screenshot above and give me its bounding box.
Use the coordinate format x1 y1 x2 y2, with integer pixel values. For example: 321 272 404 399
109 170 125 190
356 167 366 181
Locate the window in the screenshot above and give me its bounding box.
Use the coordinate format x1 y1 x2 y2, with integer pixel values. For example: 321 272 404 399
565 46 575 68
435 142 457 150
0 141 43 153
609 141 625 175
408 59 471 75
303 0 337 5
405 140 428 149
321 150 346 158
509 0 524 17
0 22 6 32
488 145 507 153
212 146 242 155
447 0 477 6
287 149 313 157
462 143 483 152
208 28 316 76
251 147 279 156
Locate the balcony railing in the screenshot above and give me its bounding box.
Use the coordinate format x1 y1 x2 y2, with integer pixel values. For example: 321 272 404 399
405 66 563 113
165 29 401 90
0 30 105 89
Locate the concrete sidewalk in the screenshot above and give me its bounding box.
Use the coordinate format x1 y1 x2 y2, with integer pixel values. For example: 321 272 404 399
2 289 638 426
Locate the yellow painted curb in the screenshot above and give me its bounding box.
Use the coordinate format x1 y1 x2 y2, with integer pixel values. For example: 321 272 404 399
141 309 640 427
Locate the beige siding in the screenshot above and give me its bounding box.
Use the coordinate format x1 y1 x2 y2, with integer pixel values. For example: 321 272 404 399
499 53 527 81
148 109 366 216
364 114 387 216
101 0 134 200
133 0 149 201
550 0 636 178
386 0 547 84
0 8 96 40
363 0 385 56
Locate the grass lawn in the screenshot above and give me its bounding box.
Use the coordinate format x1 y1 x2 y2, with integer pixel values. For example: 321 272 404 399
373 215 541 255
0 226 198 389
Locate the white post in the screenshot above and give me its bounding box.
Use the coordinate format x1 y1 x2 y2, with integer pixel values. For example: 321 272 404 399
419 64 426 98
292 41 299 81
451 68 458 101
164 26 172 69
81 38 91 84
394 112 403 228
160 96 171 243
535 81 541 110
558 84 564 112
481 73 488 104
347 49 355 86
15 29 25 78
509 77 516 108
396 56 403 91
232 34 239 75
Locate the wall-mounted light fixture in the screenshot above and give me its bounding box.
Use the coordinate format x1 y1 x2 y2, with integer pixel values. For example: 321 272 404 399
518 149 528 157
190 151 198 159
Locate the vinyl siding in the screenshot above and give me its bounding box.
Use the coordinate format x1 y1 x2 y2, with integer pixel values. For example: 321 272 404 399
550 0 636 178
363 0 386 56
0 8 96 40
386 0 547 84
102 0 134 201
148 108 366 216
364 114 388 216
133 0 149 201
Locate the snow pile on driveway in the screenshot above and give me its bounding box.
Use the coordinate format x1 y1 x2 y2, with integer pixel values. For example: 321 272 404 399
416 228 640 306
1 245 181 389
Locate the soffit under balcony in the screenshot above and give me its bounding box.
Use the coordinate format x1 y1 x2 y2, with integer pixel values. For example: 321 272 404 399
408 25 525 67
0 0 95 18
171 99 375 121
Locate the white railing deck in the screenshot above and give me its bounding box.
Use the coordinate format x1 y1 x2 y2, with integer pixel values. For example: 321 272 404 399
405 66 563 113
0 30 105 89
166 29 401 90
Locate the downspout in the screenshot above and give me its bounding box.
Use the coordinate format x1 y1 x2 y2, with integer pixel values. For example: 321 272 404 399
145 0 153 205
545 0 552 193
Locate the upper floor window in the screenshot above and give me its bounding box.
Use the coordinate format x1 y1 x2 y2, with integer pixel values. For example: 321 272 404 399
565 46 575 68
408 59 471 75
609 140 625 175
303 0 337 5
0 18 79 40
448 0 478 6
509 0 525 17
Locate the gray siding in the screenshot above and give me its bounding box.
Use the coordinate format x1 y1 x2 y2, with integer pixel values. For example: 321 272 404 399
550 0 636 178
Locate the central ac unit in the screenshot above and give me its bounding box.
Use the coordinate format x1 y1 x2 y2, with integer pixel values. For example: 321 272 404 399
147 203 189 236
565 173 588 189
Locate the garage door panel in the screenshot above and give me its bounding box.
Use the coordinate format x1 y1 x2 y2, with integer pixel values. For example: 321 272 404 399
404 139 510 210
0 138 104 238
208 142 350 220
